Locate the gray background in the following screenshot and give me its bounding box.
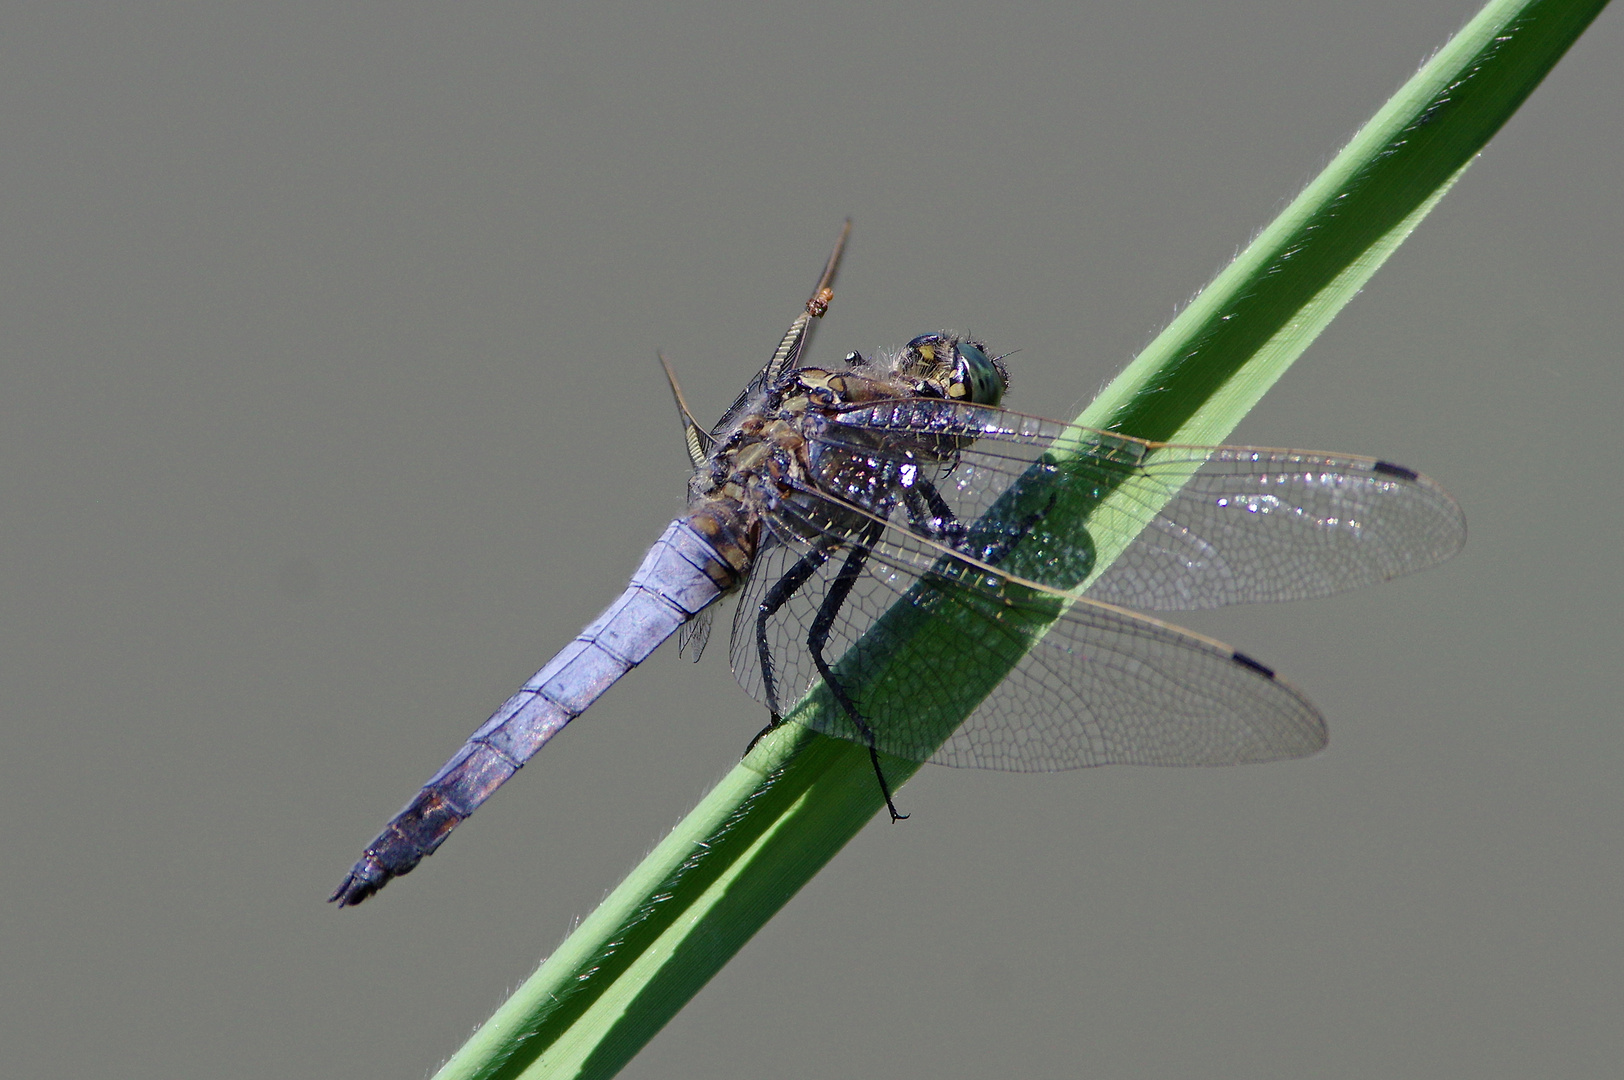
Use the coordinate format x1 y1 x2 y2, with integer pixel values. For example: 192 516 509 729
3 3 1619 1078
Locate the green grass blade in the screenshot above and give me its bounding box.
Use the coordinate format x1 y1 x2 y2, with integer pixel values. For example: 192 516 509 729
432 2 1607 1077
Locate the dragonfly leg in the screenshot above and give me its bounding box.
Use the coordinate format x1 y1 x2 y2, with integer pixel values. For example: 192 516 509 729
804 519 909 822
973 491 1058 566
742 714 781 756
907 478 1057 567
902 479 969 547
754 544 833 715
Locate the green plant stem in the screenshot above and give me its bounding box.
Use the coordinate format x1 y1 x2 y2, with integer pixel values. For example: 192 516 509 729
431 2 1608 1077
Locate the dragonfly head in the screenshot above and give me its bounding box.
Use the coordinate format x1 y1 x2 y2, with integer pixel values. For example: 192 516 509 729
897 333 1009 408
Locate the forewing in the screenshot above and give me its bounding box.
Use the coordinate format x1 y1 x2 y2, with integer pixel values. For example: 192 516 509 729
817 400 1465 610
1082 451 1465 610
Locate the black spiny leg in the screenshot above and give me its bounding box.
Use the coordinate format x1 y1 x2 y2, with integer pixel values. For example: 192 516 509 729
803 519 909 821
755 543 833 717
971 491 1057 567
902 478 968 549
744 542 833 755
905 476 1057 568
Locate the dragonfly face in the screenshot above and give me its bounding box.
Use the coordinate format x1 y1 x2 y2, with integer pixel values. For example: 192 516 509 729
885 333 1010 408
331 224 1465 906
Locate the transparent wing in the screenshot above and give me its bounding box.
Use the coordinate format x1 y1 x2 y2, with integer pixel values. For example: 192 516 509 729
678 607 715 661
710 221 850 441
730 509 1326 770
927 592 1326 770
807 400 1465 610
727 397 1462 770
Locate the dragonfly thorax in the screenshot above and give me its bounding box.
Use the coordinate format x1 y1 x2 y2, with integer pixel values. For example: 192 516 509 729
685 334 1008 564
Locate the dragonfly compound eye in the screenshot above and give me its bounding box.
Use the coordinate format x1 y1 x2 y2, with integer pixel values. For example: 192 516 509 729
950 342 1007 407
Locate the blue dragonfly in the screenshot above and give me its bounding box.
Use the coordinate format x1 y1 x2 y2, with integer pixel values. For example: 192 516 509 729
332 223 1464 906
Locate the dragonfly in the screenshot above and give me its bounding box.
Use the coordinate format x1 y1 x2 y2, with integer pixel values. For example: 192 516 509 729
331 222 1465 906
